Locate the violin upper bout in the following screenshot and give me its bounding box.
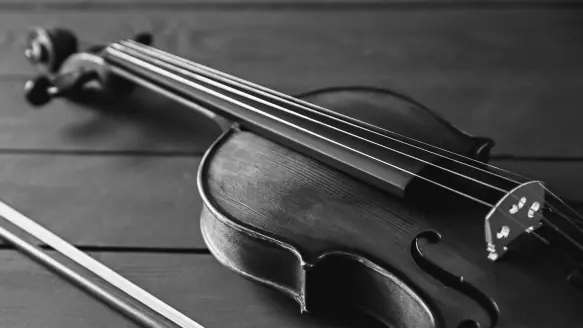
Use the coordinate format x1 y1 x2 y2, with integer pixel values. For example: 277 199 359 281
297 86 495 162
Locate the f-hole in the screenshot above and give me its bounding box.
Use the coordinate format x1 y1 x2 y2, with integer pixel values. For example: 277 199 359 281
411 230 499 328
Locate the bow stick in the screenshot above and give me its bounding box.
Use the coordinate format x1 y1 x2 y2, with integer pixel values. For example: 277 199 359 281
0 200 205 328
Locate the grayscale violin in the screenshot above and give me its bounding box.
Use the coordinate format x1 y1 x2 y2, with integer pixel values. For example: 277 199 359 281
22 27 583 328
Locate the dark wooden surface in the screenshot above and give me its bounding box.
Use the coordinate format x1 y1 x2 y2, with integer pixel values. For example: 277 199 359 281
0 1 582 327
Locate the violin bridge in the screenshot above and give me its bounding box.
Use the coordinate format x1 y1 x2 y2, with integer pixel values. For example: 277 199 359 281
484 181 545 261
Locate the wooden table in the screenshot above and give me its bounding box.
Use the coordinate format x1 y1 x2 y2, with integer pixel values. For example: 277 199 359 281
0 1 582 327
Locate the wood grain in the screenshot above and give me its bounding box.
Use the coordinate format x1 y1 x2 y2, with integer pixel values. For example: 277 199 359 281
0 154 206 248
0 250 380 328
4 9 583 157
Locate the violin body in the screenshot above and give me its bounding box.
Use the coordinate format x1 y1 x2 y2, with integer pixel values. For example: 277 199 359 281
198 87 583 328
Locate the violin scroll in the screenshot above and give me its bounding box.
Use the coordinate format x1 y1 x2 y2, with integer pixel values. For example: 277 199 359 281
23 27 153 107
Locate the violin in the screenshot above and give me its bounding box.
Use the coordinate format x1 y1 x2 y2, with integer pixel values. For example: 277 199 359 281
21 27 583 328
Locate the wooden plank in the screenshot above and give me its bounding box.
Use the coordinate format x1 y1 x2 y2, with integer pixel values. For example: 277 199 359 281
0 0 581 5
2 9 583 157
0 154 207 248
0 153 580 251
0 250 382 328
0 250 136 327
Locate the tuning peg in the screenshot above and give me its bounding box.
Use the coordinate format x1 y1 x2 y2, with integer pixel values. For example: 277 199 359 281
24 75 57 107
24 69 101 108
25 27 78 73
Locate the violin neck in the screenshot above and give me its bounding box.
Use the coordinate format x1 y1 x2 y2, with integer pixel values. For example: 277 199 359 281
102 40 430 198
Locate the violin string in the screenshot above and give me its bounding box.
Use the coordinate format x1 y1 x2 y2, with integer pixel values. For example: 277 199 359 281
141 51 583 250
118 42 583 251
110 43 510 196
122 40 531 186
546 202 583 227
128 39 583 245
122 40 529 184
547 206 583 232
133 46 583 245
112 43 583 254
125 40 582 248
514 188 583 253
108 49 580 262
105 46 564 255
106 46 496 207
537 208 583 254
544 187 583 229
